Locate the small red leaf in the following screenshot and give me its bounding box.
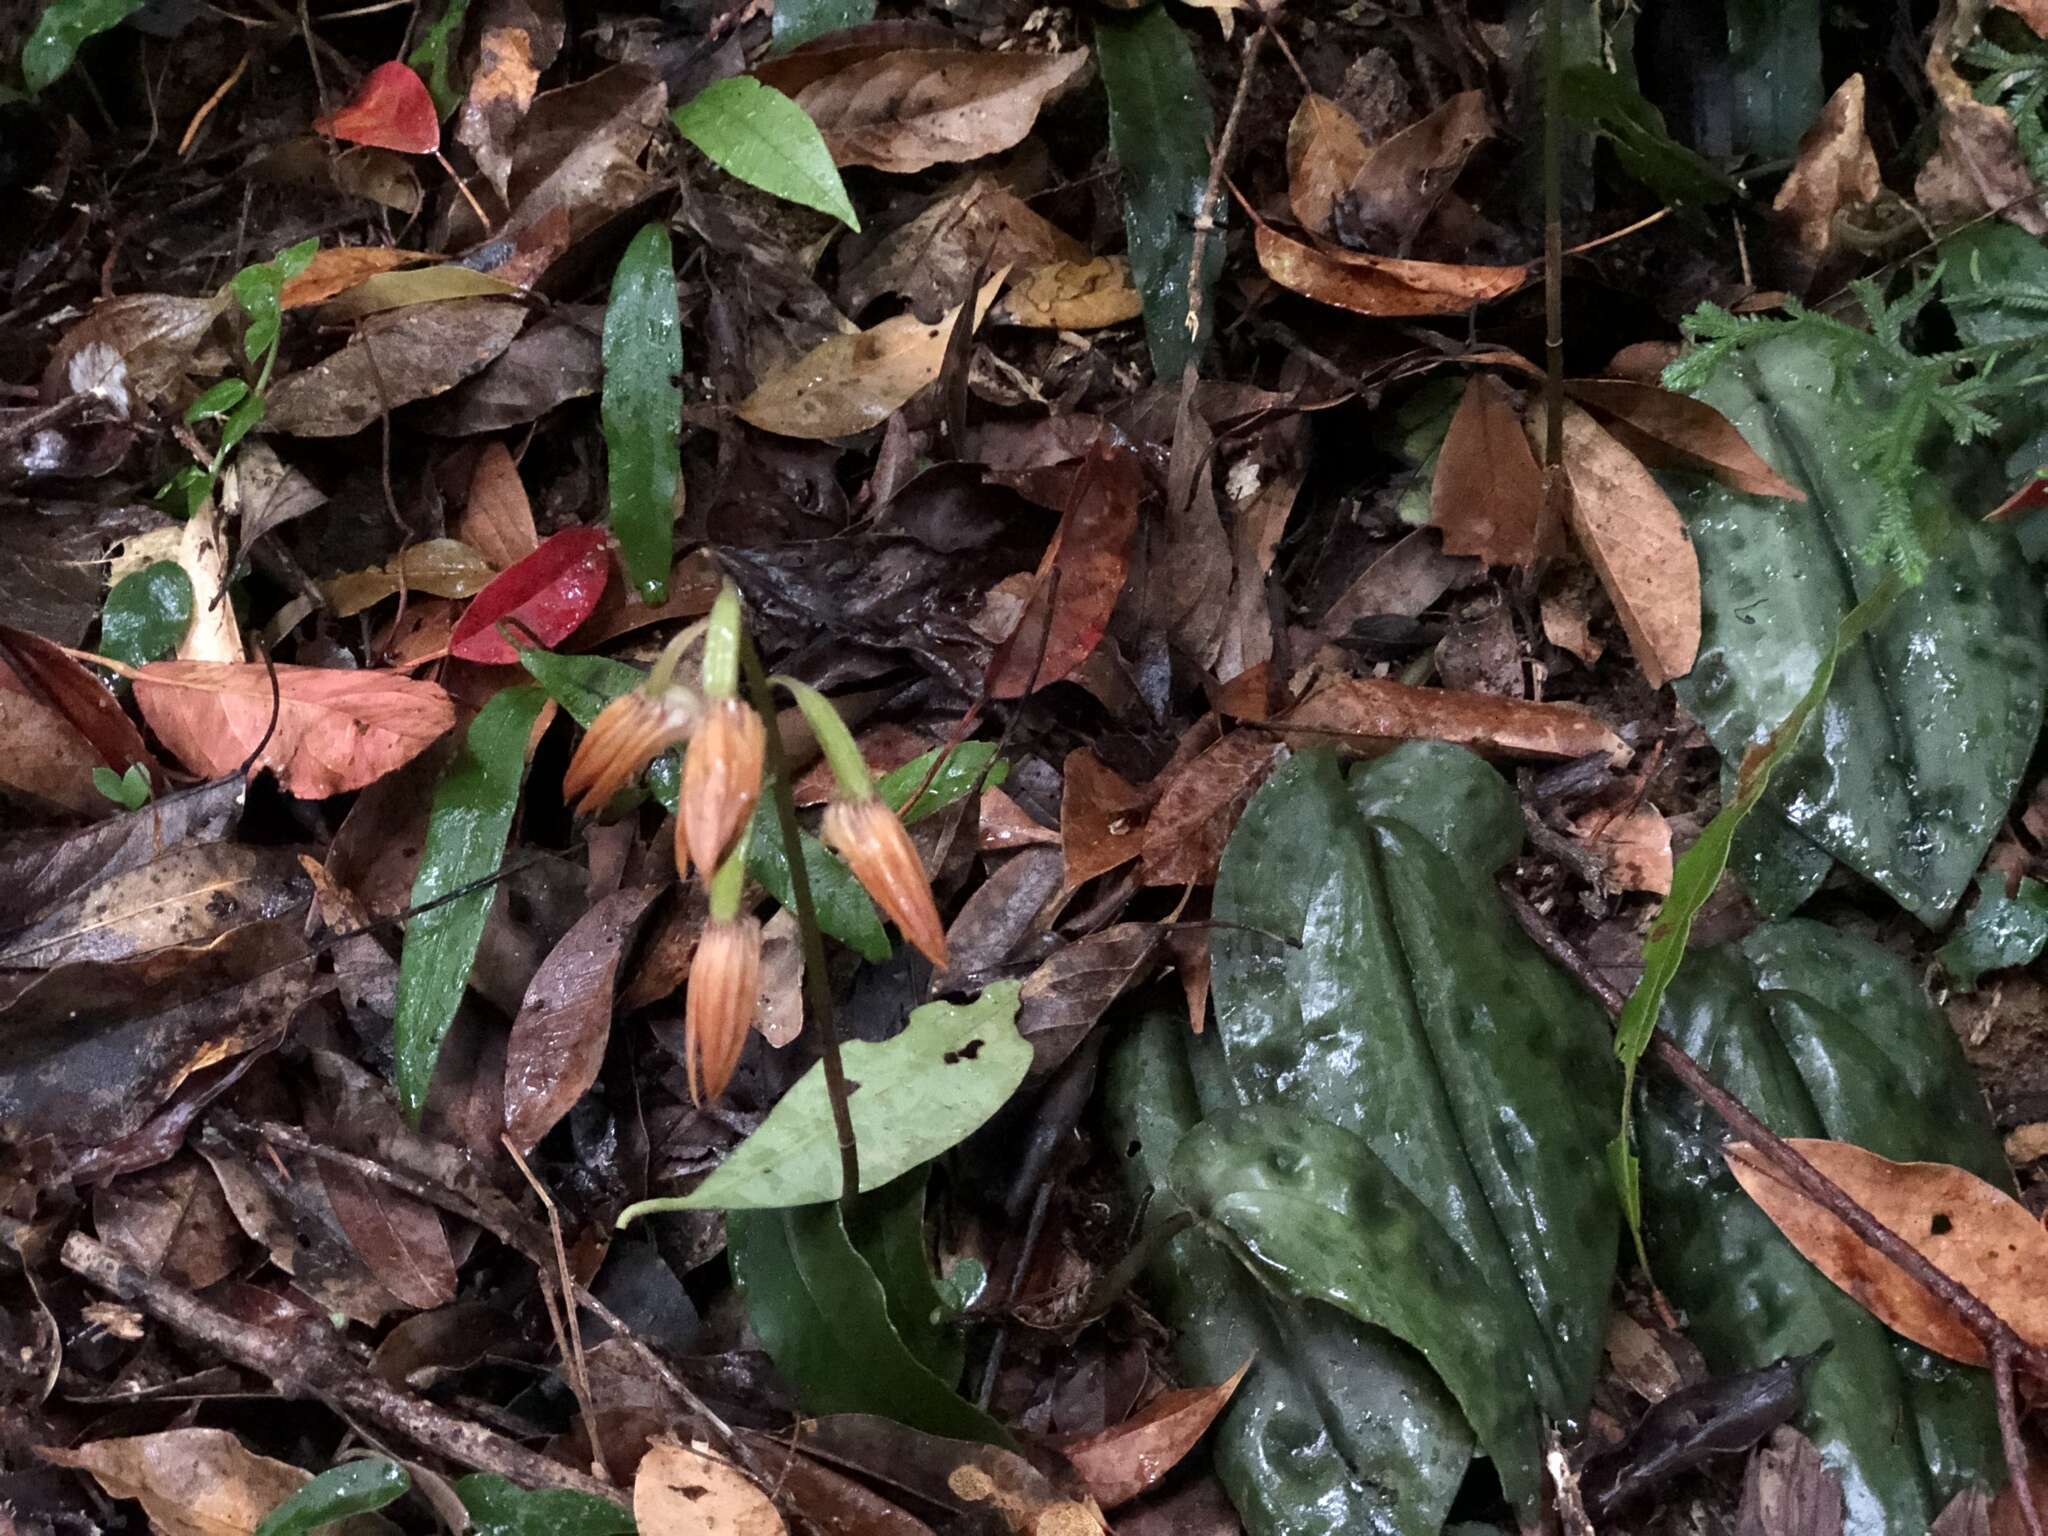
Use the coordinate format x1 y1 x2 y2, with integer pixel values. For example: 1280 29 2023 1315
449 526 612 663
315 62 441 155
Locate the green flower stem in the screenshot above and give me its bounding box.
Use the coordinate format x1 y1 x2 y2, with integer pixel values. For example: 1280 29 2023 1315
743 638 860 1199
702 584 742 699
708 828 748 923
773 675 873 801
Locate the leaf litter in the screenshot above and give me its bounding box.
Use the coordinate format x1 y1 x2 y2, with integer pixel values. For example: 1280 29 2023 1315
9 5 2048 1536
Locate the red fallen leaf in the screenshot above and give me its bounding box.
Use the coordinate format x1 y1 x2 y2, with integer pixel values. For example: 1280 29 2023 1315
132 661 455 798
987 442 1142 699
449 526 612 663
0 622 161 783
315 61 441 155
1059 1359 1251 1508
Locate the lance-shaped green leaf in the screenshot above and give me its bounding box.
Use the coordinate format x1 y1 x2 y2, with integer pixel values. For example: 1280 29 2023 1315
394 686 548 1119
258 1460 409 1536
727 1196 1013 1447
22 0 141 93
517 647 680 810
406 0 473 116
619 982 1025 1215
1095 6 1217 380
1172 1109 1540 1512
1673 332 2048 923
455 1475 632 1536
672 77 860 231
100 561 193 669
1637 920 2007 1536
1212 747 1619 1449
602 223 683 604
1102 1009 1473 1536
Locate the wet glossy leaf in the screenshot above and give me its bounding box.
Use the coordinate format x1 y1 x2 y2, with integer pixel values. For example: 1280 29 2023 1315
455 1474 633 1536
133 661 455 799
840 1169 965 1387
1673 332 2048 921
1205 746 1618 1516
1097 7 1215 378
1171 1110 1543 1509
1637 920 2009 1536
770 0 876 53
1559 63 1737 205
449 526 611 663
1940 871 2048 989
672 77 859 230
393 685 549 1119
22 0 141 94
257 1459 409 1536
99 561 193 669
620 982 1024 1212
727 1198 1014 1447
325 540 495 618
406 0 472 116
601 223 683 603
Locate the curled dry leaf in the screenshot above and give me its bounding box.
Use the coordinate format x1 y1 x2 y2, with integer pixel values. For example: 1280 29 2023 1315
992 258 1144 329
1287 94 1369 235
1725 1137 2048 1366
1917 5 2048 238
39 1429 379 1536
1274 674 1625 762
634 1438 787 1536
133 661 456 799
845 175 1085 317
1564 379 1804 501
1772 73 1882 270
1546 402 1701 687
1431 373 1554 568
457 25 544 199
0 623 159 783
1060 1359 1251 1509
738 269 1004 439
796 47 1092 174
1254 223 1528 318
1567 804 1674 895
1291 90 1491 252
457 441 540 568
986 442 1143 698
177 498 244 664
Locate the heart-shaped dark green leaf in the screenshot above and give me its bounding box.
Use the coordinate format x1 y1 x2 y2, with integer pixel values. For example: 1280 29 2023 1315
1212 747 1619 1441
454 1475 631 1536
1674 332 2048 922
394 685 548 1119
1637 920 2007 1536
1103 1009 1473 1536
1171 1108 1541 1509
257 1460 408 1536
601 223 683 604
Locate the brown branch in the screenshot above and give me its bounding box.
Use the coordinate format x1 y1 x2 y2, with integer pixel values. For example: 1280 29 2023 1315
60 1230 626 1506
1502 888 2047 1529
1181 16 1271 350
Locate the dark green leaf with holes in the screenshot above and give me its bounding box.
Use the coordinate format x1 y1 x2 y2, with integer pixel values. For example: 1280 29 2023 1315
1637 920 2008 1536
1674 333 2048 923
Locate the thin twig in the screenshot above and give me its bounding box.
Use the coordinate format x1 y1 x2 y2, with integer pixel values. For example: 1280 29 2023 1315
1501 887 2048 1530
502 1136 612 1487
60 1231 627 1506
1540 0 1566 481
740 636 860 1201
1181 17 1271 347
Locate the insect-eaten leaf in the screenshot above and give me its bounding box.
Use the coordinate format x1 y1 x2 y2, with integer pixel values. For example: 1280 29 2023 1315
602 223 684 603
449 525 611 663
619 981 1026 1214
673 76 860 231
393 685 550 1119
133 661 455 799
1636 921 2010 1536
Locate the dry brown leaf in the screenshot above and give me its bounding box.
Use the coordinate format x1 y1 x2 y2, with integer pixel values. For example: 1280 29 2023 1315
993 257 1143 329
1173 0 1251 37
458 441 541 568
0 687 107 815
1254 224 1528 317
1277 675 1625 762
754 906 806 1048
1540 563 1606 665
267 299 528 438
325 540 496 618
1568 805 1673 895
796 48 1091 174
1319 527 1477 637
1061 747 1148 889
42 293 225 407
0 843 308 968
1140 733 1285 887
1330 90 1492 251
1736 1426 1844 1536
1061 1360 1250 1509
845 175 1086 317
133 661 456 799
40 1429 380 1536
979 787 1060 850
1772 74 1882 268
1431 374 1554 568
457 25 543 199
635 1438 787 1536
1918 2 2048 237
737 270 1003 438
281 246 430 310
316 266 524 321
93 1156 245 1290
461 65 666 252
1565 379 1804 501
1286 94 1370 237
1548 403 1700 687
1727 1137 2048 1365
